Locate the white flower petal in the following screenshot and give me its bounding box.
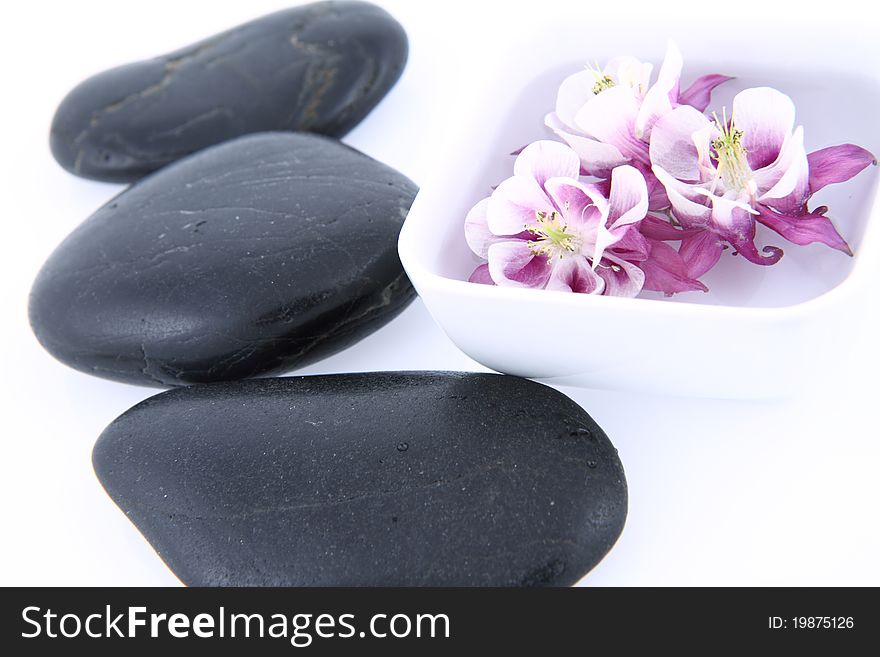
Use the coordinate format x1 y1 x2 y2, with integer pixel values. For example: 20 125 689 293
607 165 649 230
555 70 598 127
652 165 712 228
634 41 683 140
691 187 758 217
512 140 580 187
464 198 500 258
732 87 796 170
649 105 715 182
684 189 757 239
605 56 653 95
487 175 555 235
546 112 628 177
574 85 645 163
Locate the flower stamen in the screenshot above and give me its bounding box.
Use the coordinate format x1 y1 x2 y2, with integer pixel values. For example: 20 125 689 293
585 61 615 95
525 210 577 258
710 107 753 195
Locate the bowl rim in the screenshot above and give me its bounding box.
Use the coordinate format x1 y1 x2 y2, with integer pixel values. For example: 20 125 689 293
399 232 841 321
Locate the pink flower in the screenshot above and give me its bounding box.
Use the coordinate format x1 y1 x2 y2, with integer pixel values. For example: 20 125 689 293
544 42 731 210
465 141 705 296
650 87 876 266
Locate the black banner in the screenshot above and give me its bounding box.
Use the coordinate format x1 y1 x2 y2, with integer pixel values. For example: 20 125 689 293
1 587 874 653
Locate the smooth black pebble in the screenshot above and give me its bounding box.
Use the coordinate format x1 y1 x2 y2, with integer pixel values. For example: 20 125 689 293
92 372 628 586
50 1 408 182
29 132 417 387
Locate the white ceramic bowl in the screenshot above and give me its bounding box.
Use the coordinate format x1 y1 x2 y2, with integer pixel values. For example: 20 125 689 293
399 11 880 398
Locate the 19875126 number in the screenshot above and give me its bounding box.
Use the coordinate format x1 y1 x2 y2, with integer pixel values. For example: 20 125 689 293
768 617 854 630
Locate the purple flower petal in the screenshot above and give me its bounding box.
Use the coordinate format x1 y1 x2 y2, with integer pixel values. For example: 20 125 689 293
756 206 852 255
468 263 495 285
706 197 783 266
609 224 651 261
678 74 734 112
546 256 605 294
595 253 645 297
721 218 784 266
753 125 809 214
807 144 877 194
679 230 724 278
487 241 553 288
639 214 700 241
733 240 784 266
733 87 796 170
645 168 671 211
641 239 708 294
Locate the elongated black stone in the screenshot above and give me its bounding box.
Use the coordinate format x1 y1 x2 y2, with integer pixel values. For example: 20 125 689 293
50 1 408 182
92 373 628 586
30 133 416 386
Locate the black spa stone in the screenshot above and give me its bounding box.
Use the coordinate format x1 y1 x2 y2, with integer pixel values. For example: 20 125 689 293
50 1 408 182
29 132 416 386
92 372 628 586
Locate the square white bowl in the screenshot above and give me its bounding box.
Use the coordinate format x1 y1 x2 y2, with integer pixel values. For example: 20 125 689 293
398 12 880 398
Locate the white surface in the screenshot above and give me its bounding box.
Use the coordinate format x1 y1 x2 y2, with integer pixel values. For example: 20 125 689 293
0 0 878 586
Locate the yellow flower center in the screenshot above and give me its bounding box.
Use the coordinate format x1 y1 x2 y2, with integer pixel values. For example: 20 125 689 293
526 210 577 259
711 108 753 194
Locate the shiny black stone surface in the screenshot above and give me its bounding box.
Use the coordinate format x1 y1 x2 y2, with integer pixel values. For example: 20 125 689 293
30 132 416 386
50 1 408 181
93 373 628 586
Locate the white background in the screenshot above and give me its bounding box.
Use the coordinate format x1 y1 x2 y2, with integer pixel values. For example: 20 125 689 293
1 0 878 586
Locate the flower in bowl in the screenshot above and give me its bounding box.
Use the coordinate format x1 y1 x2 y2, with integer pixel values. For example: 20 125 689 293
465 42 876 297
464 140 704 296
